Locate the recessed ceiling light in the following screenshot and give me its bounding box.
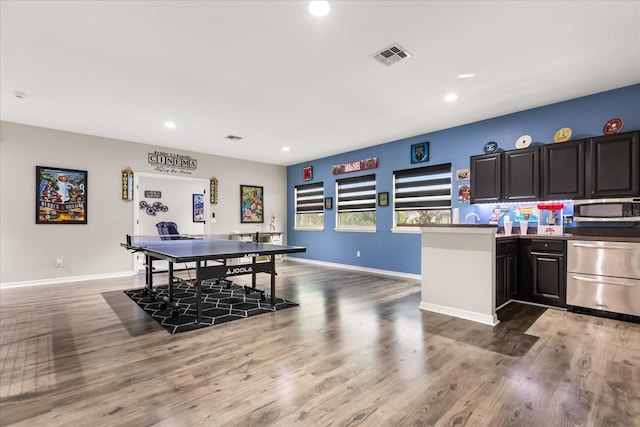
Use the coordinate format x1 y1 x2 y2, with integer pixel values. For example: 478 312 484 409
282 146 290 152
164 121 176 129
457 73 475 79
309 1 330 17
444 93 458 102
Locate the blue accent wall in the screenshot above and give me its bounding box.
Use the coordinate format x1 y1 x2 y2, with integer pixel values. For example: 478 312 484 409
286 84 640 275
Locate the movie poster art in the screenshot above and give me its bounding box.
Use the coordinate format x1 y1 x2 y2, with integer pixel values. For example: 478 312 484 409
36 166 87 224
240 184 263 223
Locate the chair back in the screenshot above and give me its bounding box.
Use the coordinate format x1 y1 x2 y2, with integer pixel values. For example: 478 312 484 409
156 221 180 240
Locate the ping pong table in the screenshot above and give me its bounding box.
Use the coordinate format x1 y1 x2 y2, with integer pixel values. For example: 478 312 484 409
122 234 306 323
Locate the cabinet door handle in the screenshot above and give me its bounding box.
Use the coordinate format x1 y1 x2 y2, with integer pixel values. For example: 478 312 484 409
571 275 635 287
571 243 633 250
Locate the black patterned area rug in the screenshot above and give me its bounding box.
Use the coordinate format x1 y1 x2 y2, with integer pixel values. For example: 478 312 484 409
124 280 298 334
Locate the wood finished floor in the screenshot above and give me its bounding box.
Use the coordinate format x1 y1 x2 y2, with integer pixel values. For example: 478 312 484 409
1 261 639 427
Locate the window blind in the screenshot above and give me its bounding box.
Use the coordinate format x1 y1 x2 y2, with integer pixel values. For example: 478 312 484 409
295 182 324 214
394 163 452 210
337 174 376 213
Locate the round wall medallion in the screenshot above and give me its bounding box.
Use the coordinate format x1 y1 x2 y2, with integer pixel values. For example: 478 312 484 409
553 127 572 142
603 118 623 135
515 135 532 149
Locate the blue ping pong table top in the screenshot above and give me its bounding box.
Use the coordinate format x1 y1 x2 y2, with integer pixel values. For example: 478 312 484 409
124 235 306 261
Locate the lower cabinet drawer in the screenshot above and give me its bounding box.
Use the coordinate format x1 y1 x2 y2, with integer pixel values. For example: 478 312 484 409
567 273 640 317
531 240 565 252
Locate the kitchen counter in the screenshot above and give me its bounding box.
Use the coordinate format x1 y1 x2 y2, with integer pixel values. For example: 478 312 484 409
419 226 499 326
496 231 640 243
416 223 640 242
418 225 640 326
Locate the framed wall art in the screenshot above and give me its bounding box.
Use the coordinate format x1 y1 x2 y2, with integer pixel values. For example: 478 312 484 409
36 165 87 224
240 185 264 223
378 192 389 206
210 177 218 204
324 197 333 210
193 193 204 222
410 142 429 163
303 166 313 181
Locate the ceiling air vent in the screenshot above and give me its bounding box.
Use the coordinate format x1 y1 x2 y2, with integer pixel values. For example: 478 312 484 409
372 43 412 66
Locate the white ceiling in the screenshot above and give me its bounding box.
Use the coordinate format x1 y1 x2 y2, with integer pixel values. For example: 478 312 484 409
2 1 639 166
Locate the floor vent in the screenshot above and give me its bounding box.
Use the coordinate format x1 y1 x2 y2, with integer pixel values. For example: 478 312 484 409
372 43 412 66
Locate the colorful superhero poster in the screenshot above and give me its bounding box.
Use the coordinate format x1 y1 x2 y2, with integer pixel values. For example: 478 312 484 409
36 166 87 224
240 185 263 223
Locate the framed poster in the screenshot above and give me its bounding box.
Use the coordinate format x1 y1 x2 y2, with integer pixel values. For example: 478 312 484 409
455 168 470 181
192 194 204 222
303 166 313 181
240 185 264 223
36 166 87 224
324 197 333 210
411 142 429 163
378 192 389 206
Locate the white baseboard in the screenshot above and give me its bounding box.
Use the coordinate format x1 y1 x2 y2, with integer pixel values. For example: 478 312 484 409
0 271 135 289
419 301 499 326
286 256 420 281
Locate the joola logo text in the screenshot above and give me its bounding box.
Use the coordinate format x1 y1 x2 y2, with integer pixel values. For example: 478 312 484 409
226 266 253 275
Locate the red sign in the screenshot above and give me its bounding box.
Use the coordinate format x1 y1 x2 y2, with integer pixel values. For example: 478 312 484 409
332 157 378 175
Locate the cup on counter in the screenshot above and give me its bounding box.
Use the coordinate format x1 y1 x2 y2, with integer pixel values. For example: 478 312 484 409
519 221 528 235
504 221 513 235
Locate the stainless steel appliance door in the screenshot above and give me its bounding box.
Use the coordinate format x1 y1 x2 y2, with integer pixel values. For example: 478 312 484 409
567 273 640 316
567 240 640 279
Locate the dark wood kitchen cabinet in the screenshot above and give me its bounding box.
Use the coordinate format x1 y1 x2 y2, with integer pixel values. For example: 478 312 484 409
470 153 501 203
496 239 517 307
471 147 540 204
527 239 566 308
542 139 586 200
586 131 640 198
502 147 540 202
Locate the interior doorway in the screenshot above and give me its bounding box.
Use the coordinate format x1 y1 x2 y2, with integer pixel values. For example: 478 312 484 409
131 172 210 272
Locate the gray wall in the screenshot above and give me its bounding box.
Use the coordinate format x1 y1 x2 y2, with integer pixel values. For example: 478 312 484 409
0 121 287 285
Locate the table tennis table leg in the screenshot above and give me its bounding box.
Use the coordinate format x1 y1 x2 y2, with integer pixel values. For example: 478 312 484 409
168 262 174 304
145 254 156 301
270 256 276 307
195 260 202 324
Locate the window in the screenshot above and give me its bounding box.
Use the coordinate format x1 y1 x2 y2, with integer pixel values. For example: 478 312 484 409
336 174 376 230
394 163 452 227
294 182 324 229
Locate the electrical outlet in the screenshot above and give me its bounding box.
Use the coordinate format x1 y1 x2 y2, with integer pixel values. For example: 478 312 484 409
55 258 63 267
356 251 360 257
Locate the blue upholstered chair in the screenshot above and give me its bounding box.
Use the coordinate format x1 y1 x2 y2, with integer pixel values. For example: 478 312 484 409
156 221 180 239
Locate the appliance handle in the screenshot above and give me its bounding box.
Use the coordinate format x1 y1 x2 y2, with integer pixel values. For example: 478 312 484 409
571 243 633 250
571 275 635 287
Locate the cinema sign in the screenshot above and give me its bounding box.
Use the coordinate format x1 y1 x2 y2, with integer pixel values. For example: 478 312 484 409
148 151 198 175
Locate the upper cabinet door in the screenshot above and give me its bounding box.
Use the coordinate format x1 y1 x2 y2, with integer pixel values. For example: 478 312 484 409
470 153 501 203
586 131 640 198
502 147 540 202
542 140 585 200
